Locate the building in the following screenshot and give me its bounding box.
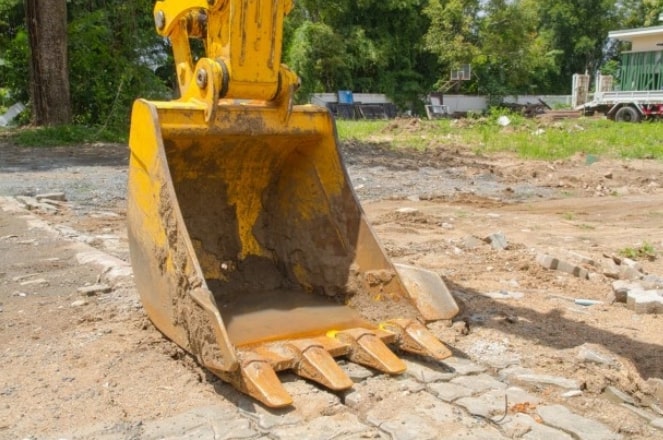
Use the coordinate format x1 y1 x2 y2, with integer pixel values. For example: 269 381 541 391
608 25 663 91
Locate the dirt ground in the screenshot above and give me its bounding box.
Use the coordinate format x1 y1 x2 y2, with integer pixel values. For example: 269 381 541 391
1 121 662 438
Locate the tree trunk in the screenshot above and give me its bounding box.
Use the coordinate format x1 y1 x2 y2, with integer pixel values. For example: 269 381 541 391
25 0 71 126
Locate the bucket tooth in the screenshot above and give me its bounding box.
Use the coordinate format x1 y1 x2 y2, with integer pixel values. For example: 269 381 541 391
381 319 452 361
331 329 406 374
229 355 293 408
287 341 353 391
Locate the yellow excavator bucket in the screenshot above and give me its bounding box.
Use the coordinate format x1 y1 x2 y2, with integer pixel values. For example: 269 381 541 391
127 0 458 408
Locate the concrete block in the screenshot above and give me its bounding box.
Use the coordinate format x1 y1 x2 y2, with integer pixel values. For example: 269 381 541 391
403 359 456 383
626 289 663 314
440 356 487 375
141 405 256 440
36 192 67 202
611 280 638 303
536 254 589 279
77 283 112 296
502 413 574 440
484 232 508 250
456 387 539 419
450 373 507 394
537 405 622 440
510 372 582 390
428 381 474 402
271 413 371 440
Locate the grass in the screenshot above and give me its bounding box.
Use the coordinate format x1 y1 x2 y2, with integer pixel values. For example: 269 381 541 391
1 124 126 147
336 114 663 161
2 110 662 158
619 242 657 261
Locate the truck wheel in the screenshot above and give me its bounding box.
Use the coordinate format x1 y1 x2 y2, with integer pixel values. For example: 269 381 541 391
615 106 641 122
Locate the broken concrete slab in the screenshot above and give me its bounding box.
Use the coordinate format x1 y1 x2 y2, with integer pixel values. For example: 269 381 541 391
536 254 589 279
36 192 67 202
483 232 508 250
77 284 113 296
537 405 622 440
626 289 663 314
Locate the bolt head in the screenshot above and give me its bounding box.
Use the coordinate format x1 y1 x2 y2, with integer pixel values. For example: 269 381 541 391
196 69 208 89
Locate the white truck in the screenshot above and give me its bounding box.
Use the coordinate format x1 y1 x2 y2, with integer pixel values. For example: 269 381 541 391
573 25 663 122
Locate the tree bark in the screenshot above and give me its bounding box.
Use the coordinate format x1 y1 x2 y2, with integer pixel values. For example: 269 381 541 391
25 0 71 125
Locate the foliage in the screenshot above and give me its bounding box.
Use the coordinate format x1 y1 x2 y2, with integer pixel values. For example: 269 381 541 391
287 21 352 100
336 117 663 161
0 0 171 131
67 3 171 130
8 124 125 147
1 0 662 128
285 0 437 111
619 242 657 261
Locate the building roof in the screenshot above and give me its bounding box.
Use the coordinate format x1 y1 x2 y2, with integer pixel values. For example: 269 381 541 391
608 25 663 42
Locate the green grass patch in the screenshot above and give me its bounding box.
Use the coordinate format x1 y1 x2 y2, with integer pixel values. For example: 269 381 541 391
619 242 657 261
4 124 126 147
336 115 663 161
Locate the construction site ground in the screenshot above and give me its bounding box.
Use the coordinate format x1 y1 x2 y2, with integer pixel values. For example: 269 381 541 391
1 123 662 439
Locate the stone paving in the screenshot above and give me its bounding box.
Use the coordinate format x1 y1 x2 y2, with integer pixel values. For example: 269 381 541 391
0 199 639 440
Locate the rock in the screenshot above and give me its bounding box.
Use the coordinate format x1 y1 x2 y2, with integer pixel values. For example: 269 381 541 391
642 275 663 289
652 418 663 430
428 382 474 402
451 320 469 335
537 405 622 440
484 290 524 300
19 278 48 287
576 344 616 366
461 235 484 250
619 266 644 281
15 195 59 214
612 280 639 303
396 207 419 214
604 386 636 405
271 412 371 440
342 390 365 409
440 356 486 375
620 403 657 422
536 254 589 279
450 374 507 394
403 359 456 383
646 378 663 402
561 390 583 398
71 299 88 307
510 372 582 390
77 284 112 296
35 192 67 202
484 232 508 250
503 413 574 440
456 387 539 419
621 258 643 272
626 289 663 314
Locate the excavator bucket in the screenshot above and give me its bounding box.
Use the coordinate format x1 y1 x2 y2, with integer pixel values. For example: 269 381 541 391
127 0 458 408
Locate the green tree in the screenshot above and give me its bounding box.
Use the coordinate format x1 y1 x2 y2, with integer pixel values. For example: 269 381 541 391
423 0 480 75
474 0 558 95
535 0 621 93
0 0 169 130
286 0 437 111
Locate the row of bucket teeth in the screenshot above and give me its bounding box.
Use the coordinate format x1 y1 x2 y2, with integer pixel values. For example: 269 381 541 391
226 319 452 408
